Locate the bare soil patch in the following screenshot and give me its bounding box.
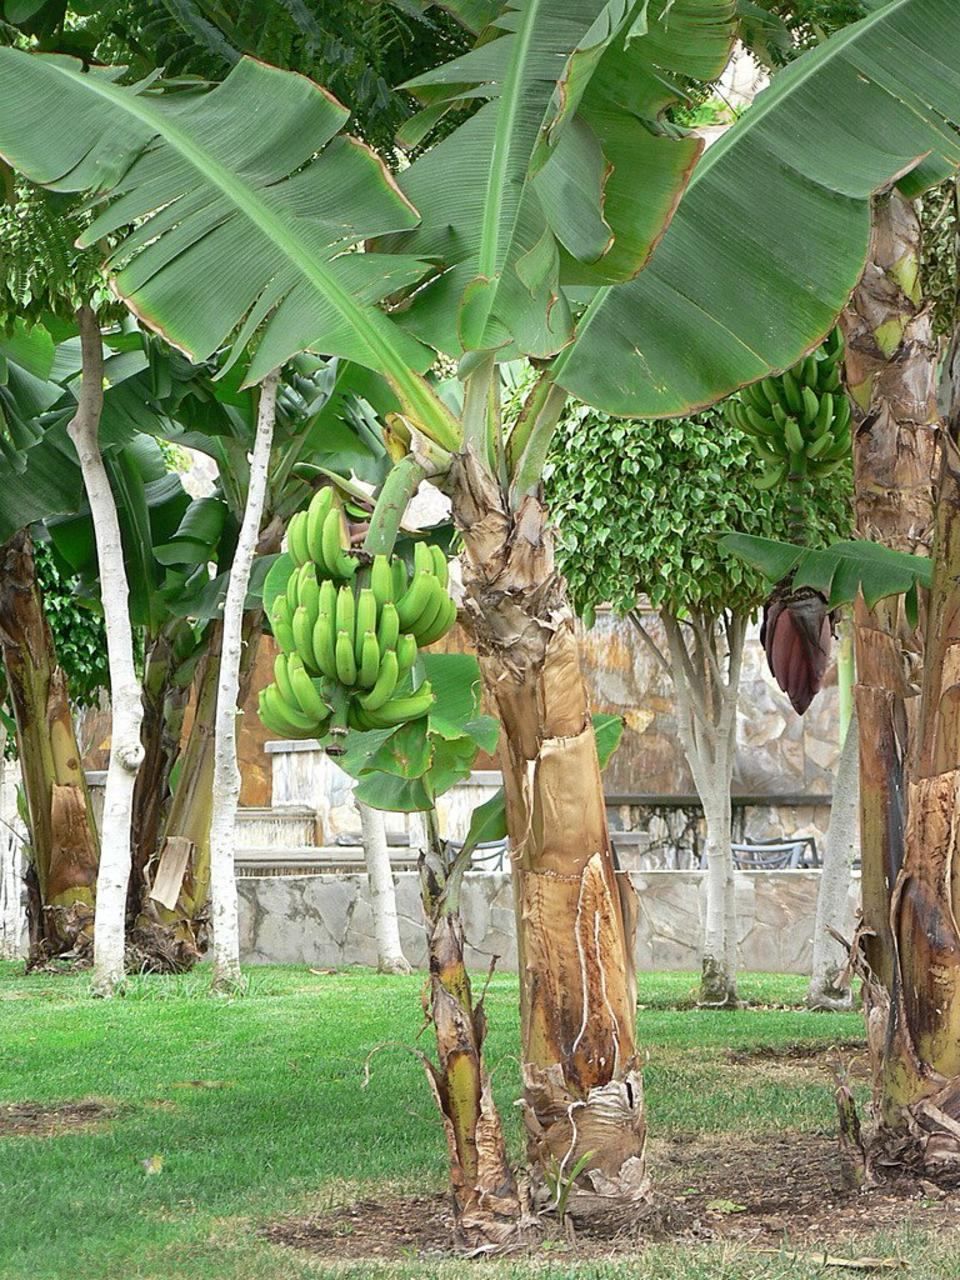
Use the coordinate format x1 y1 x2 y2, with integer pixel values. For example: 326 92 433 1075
0 1099 113 1138
263 1131 960 1263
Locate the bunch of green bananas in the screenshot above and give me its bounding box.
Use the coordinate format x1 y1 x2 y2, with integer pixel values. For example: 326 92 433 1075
724 328 851 490
259 489 458 741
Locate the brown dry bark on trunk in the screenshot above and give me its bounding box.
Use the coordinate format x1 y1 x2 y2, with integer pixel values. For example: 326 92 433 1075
131 611 263 969
452 448 647 1219
419 821 536 1251
128 625 191 924
842 191 938 992
0 529 99 960
866 430 960 1184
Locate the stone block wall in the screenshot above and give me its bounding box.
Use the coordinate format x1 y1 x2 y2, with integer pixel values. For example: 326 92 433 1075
238 868 859 975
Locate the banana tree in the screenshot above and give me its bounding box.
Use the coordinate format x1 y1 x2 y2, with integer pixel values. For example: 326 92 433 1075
3 0 960 1203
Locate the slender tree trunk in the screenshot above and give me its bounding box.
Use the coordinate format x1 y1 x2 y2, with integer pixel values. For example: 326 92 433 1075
418 815 535 1250
454 450 646 1218
657 611 744 1007
842 191 938 995
808 707 860 1011
209 371 278 991
0 720 25 960
0 529 99 960
69 306 145 997
358 802 410 975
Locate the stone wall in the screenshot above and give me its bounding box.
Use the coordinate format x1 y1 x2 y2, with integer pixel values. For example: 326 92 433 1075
238 868 859 975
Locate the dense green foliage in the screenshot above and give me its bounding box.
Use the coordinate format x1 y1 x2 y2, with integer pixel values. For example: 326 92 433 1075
738 0 871 66
0 963 886 1280
0 1 469 157
33 536 109 708
546 407 852 620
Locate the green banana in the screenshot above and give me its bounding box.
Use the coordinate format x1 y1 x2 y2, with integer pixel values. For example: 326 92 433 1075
274 653 297 708
744 404 776 437
833 394 851 433
358 631 381 690
271 599 296 653
336 584 356 644
289 656 329 719
262 682 320 734
396 633 418 676
742 382 772 416
335 630 358 685
392 557 408 600
781 369 804 416
413 541 434 577
370 554 394 606
760 377 784 410
287 511 310 567
348 701 377 731
800 355 818 388
429 545 449 590
285 562 300 614
396 570 434 631
783 417 806 456
805 430 836 460
320 508 345 578
813 392 835 437
298 563 320 626
312 606 337 680
377 601 400 654
292 606 317 672
359 648 399 710
417 595 458 648
306 488 334 564
260 687 315 739
410 585 447 643
361 682 435 729
800 386 820 427
820 364 842 393
354 588 377 663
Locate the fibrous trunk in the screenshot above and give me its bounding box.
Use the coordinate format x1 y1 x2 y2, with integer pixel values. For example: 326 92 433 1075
842 191 938 993
842 191 947 1174
0 528 99 960
867 431 960 1182
135 612 264 969
453 449 646 1218
359 801 410 975
419 820 535 1251
128 624 191 925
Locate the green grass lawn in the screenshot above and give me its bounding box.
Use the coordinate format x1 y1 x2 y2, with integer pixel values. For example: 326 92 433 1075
0 964 953 1280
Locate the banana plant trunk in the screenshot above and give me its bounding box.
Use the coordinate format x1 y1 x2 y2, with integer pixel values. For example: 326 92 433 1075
842 191 939 994
418 818 535 1250
133 611 264 968
128 625 191 923
842 191 946 1174
0 528 99 960
453 450 647 1218
871 429 960 1181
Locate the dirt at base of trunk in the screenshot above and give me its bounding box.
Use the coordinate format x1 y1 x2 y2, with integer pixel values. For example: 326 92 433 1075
0 1099 113 1137
262 1131 960 1263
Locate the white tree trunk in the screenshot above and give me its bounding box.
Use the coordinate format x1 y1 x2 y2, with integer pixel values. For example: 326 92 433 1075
210 370 279 991
359 802 410 975
656 611 744 1007
70 307 144 997
0 727 25 960
808 706 860 1010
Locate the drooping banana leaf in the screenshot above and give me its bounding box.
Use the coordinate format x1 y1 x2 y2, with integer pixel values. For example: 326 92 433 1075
552 0 960 415
0 52 459 448
381 0 737 358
